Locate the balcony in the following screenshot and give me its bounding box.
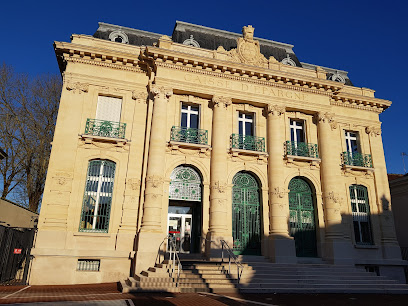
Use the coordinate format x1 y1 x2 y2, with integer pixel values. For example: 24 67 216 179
284 141 321 166
230 134 266 153
285 141 319 159
342 152 373 169
84 118 126 139
170 126 208 145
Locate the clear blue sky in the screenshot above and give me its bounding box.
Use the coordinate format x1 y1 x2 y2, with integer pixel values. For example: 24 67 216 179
1 0 407 173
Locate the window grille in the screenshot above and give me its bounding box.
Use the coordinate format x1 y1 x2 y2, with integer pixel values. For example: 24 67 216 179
350 185 373 245
169 166 201 201
79 160 116 233
77 259 100 271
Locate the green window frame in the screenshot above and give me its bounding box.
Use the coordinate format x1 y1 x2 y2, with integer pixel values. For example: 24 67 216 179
349 184 373 245
79 160 116 233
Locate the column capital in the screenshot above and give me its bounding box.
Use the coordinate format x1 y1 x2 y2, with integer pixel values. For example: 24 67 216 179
265 104 285 117
314 112 337 130
211 96 232 108
151 85 173 100
365 126 381 137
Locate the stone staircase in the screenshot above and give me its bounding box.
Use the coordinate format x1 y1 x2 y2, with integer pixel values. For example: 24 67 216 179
120 257 408 294
120 260 240 293
236 259 408 294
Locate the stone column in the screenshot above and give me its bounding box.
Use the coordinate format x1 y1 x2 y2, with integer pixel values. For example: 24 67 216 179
316 112 353 264
266 104 297 263
134 85 172 274
366 126 401 259
208 96 232 256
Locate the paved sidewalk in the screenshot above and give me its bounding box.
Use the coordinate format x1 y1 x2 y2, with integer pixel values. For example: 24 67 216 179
1 283 408 305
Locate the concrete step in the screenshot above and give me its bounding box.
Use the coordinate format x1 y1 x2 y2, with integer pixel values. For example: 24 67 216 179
239 287 408 294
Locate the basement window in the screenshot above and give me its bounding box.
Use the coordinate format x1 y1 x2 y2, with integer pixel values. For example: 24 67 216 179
77 259 100 271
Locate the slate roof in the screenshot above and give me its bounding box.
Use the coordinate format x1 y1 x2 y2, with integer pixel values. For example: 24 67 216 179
93 21 353 86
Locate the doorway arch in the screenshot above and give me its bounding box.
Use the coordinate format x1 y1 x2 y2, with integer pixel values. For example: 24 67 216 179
232 172 261 255
288 177 317 257
168 166 202 253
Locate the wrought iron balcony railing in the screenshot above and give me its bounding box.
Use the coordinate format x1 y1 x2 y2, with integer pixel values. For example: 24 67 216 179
84 119 126 139
231 134 265 152
170 126 208 145
285 141 319 159
342 152 373 168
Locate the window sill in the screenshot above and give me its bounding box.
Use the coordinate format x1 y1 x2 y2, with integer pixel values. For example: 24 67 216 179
343 164 374 172
74 232 111 237
285 155 321 163
169 141 211 150
230 148 268 157
79 134 129 145
354 244 378 249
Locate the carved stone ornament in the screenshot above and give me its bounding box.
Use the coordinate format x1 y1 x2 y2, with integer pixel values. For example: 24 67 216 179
127 178 141 190
266 104 285 116
271 187 288 198
211 181 228 193
315 112 337 130
132 90 148 102
146 175 164 188
326 191 342 204
365 126 381 137
212 96 232 108
151 86 173 100
224 25 277 68
66 81 89 94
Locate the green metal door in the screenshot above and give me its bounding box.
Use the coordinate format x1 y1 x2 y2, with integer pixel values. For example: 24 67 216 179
232 172 261 255
288 177 317 257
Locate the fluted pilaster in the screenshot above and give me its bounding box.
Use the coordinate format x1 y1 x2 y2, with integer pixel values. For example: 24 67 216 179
209 96 231 236
140 86 172 232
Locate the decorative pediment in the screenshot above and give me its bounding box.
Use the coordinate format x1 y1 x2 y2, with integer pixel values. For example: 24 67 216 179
215 25 278 68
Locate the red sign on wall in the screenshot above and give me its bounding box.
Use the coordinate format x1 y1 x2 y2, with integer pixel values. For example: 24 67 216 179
13 249 22 254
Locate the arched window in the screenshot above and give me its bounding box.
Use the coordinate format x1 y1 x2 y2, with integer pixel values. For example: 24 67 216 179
79 160 116 232
349 185 373 245
169 166 201 201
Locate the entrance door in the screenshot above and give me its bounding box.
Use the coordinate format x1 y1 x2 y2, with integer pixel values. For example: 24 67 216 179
288 177 317 257
232 172 261 255
167 213 192 253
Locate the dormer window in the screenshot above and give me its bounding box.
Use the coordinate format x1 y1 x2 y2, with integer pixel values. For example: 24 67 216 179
281 54 296 66
330 72 345 83
109 30 129 44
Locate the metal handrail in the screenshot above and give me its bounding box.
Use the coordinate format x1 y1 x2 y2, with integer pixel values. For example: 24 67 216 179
220 239 244 285
167 236 182 286
200 236 244 285
155 235 182 287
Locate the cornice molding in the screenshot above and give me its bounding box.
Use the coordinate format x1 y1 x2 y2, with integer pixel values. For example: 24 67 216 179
156 61 333 97
331 92 390 113
147 47 341 93
65 56 145 73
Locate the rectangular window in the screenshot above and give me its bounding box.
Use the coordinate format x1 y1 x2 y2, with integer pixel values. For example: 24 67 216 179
77 259 100 271
290 119 305 143
345 131 359 153
350 185 373 245
238 112 254 136
96 96 122 122
79 160 116 233
181 104 199 129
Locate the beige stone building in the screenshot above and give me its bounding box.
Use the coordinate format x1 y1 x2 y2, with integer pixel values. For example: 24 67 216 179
29 21 406 285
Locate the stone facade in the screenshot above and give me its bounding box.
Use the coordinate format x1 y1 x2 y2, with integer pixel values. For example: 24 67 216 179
29 22 406 285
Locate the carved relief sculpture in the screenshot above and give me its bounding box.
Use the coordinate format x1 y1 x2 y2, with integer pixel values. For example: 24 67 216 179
266 104 285 117
211 96 232 108
217 25 278 68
